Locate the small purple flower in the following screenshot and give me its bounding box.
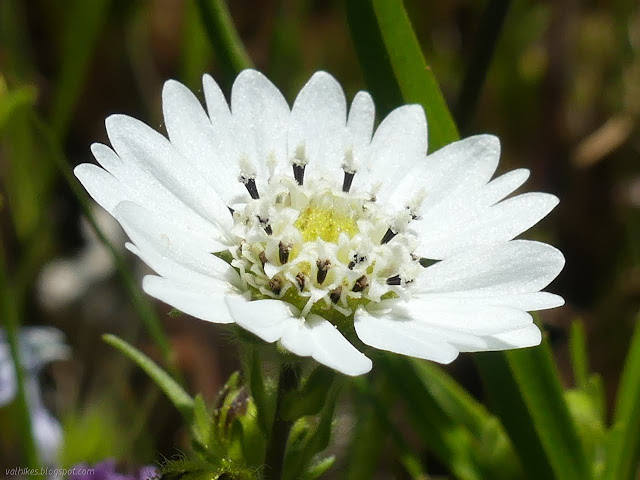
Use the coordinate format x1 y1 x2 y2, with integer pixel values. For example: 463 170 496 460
68 460 157 480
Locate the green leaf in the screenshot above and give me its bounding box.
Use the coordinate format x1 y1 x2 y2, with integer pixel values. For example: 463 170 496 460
180 0 213 91
345 0 458 151
569 319 589 389
195 0 253 87
103 334 194 422
602 315 640 480
476 335 591 480
280 366 335 421
193 394 213 447
50 0 110 138
379 357 483 480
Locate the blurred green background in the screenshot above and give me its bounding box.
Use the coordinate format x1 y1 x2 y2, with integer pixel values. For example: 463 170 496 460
1 0 639 478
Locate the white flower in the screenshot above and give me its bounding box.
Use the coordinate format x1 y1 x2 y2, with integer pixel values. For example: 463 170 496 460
74 70 565 376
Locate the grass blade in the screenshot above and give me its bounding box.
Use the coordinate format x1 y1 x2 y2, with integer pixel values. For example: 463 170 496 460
194 0 253 87
50 0 111 139
345 0 458 151
103 334 194 422
602 314 640 480
477 335 591 480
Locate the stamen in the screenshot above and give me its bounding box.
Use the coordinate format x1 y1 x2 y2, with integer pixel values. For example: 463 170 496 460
278 242 291 264
258 251 267 268
342 171 355 193
352 275 368 292
242 177 260 200
269 278 282 295
228 206 235 215
329 286 343 303
258 216 272 235
295 272 306 290
293 164 305 185
316 259 330 284
386 275 401 285
381 227 397 245
348 253 366 270
419 258 439 268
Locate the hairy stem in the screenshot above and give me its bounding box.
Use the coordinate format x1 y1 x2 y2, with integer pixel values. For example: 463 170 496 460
264 363 298 480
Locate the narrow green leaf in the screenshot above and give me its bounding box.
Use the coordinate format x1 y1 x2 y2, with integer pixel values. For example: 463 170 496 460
569 319 589 389
180 0 213 91
192 394 213 447
602 315 640 480
345 0 458 151
477 334 591 480
50 0 110 138
379 357 483 480
195 0 253 87
103 334 194 422
411 358 490 437
475 351 555 480
301 456 335 480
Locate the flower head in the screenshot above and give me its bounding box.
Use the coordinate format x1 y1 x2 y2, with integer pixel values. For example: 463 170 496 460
75 70 564 376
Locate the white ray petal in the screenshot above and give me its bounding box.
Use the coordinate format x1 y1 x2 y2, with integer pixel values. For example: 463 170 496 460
351 105 427 201
231 70 290 181
413 240 565 297
355 308 459 364
114 202 238 287
162 79 245 204
142 275 235 324
288 71 347 182
413 192 559 259
105 114 232 233
347 91 375 158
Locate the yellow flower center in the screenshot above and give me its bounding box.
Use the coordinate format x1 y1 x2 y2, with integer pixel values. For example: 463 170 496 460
294 201 359 243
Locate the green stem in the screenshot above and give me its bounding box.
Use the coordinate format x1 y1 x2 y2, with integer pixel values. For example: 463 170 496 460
195 0 253 87
264 363 298 480
0 247 39 471
453 0 511 132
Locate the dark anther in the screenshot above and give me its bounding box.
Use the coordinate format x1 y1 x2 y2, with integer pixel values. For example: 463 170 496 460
258 251 267 268
316 259 330 284
419 258 439 268
269 278 282 295
279 242 291 264
293 164 305 185
296 272 306 290
352 275 368 292
386 275 402 286
258 216 272 235
347 253 366 270
329 286 343 304
228 206 235 216
381 227 397 245
342 171 355 193
241 177 260 199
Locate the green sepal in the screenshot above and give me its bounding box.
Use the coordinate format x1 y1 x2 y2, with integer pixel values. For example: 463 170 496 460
280 366 335 421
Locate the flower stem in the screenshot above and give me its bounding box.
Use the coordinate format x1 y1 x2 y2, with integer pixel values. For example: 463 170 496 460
264 363 298 480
